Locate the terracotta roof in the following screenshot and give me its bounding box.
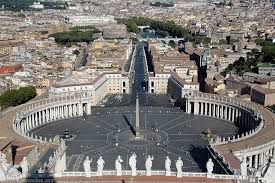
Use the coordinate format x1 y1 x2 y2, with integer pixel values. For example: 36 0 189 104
0 66 16 74
223 152 241 170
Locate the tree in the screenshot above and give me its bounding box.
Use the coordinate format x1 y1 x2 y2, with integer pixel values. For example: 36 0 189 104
251 48 259 55
0 86 36 110
126 21 139 33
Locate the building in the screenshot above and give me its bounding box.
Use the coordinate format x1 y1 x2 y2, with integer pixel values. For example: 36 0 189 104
147 41 199 98
49 71 130 106
102 24 128 39
62 15 117 27
204 75 226 94
251 85 275 106
258 63 275 76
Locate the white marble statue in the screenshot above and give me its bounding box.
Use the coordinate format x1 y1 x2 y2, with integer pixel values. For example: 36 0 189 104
83 156 92 177
97 156 105 176
0 152 9 181
129 153 137 176
240 158 247 176
165 156 171 176
176 157 183 178
206 158 214 178
145 155 154 176
20 157 29 178
115 155 123 176
38 167 45 174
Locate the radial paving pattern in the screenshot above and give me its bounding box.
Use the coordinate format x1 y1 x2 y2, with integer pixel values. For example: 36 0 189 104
31 101 239 173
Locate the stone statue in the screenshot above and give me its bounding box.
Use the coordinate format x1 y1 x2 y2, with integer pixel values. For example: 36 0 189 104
206 158 214 178
129 153 137 176
145 155 154 176
48 156 53 165
83 156 92 177
20 157 29 178
115 155 123 176
97 156 105 176
165 156 171 176
38 167 45 174
240 158 247 176
0 152 9 181
176 157 183 178
7 166 21 179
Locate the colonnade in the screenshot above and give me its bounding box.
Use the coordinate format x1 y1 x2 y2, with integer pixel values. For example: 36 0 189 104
244 148 275 169
186 93 275 174
14 101 91 135
186 101 259 130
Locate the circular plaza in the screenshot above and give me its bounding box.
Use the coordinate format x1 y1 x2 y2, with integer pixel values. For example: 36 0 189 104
30 94 239 173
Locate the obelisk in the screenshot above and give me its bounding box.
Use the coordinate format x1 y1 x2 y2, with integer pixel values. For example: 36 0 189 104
135 94 140 138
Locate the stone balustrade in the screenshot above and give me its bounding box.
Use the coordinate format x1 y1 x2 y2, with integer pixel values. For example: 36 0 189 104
211 121 264 146
60 171 249 181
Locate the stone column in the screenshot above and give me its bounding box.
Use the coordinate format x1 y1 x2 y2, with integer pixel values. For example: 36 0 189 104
213 104 216 117
259 153 263 166
224 106 228 120
37 111 41 126
228 108 232 121
60 106 64 118
50 108 54 121
31 114 34 129
46 109 50 122
34 112 38 127
217 105 220 118
74 104 77 116
249 156 252 168
68 105 72 117
55 108 58 120
78 103 83 116
185 100 188 113
200 102 203 115
86 103 91 115
194 102 199 115
237 110 241 126
210 103 213 116
26 118 29 132
23 120 27 133
206 103 209 116
232 108 235 122
64 105 68 118
42 110 45 124
254 154 258 168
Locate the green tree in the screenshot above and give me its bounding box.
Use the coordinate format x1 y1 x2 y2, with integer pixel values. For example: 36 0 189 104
0 86 36 110
126 21 139 33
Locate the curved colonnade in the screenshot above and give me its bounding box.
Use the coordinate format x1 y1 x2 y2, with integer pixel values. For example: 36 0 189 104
12 95 91 143
187 93 275 171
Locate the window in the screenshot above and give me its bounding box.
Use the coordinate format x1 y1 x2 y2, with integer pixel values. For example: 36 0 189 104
151 82 154 87
123 82 126 87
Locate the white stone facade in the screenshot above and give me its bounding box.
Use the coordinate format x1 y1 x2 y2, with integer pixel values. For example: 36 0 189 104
49 73 130 106
63 15 116 27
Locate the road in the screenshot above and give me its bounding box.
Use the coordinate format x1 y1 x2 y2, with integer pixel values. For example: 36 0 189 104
130 43 148 106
